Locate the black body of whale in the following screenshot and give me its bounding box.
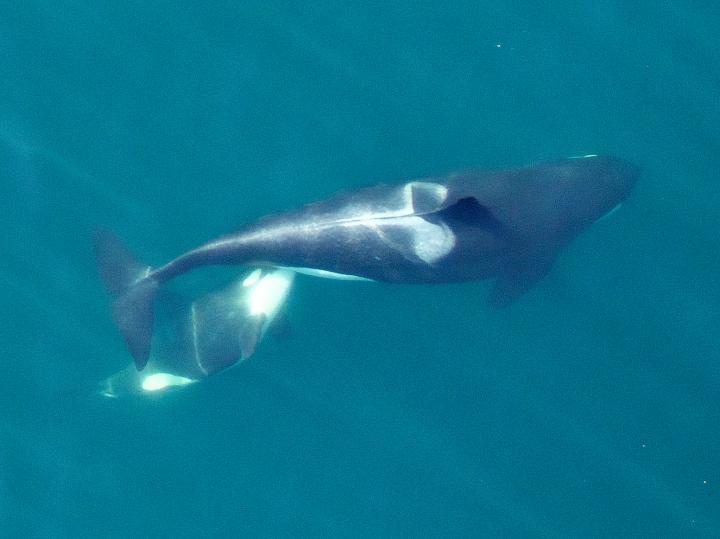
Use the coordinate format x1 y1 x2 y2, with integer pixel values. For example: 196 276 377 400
95 155 639 369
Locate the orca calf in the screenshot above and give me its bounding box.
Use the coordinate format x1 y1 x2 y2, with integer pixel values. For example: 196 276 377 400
95 155 638 370
98 267 294 397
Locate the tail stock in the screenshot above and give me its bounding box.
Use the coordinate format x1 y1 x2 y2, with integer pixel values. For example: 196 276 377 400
94 228 158 370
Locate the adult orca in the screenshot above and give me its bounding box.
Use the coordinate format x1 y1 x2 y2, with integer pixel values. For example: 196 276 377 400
95 155 639 370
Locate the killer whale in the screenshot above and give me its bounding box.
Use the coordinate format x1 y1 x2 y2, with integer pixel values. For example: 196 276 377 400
95 155 639 370
98 267 295 397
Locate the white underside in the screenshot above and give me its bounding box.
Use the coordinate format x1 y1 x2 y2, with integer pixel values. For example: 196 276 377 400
281 266 373 281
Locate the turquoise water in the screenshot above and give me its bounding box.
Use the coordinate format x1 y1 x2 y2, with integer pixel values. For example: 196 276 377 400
2 2 719 537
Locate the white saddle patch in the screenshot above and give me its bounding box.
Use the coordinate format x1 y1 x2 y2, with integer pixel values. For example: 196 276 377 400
332 181 449 225
404 181 448 211
391 216 456 264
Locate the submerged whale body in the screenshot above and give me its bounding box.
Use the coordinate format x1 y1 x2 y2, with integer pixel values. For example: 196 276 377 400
98 267 295 397
95 155 639 370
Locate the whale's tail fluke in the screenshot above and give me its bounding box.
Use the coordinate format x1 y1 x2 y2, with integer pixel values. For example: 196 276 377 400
94 228 158 371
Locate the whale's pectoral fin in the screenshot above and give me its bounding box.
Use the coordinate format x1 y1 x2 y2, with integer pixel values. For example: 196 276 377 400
94 228 157 370
488 256 554 307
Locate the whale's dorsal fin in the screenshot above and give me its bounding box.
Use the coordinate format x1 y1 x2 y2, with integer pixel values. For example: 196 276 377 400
434 196 507 237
